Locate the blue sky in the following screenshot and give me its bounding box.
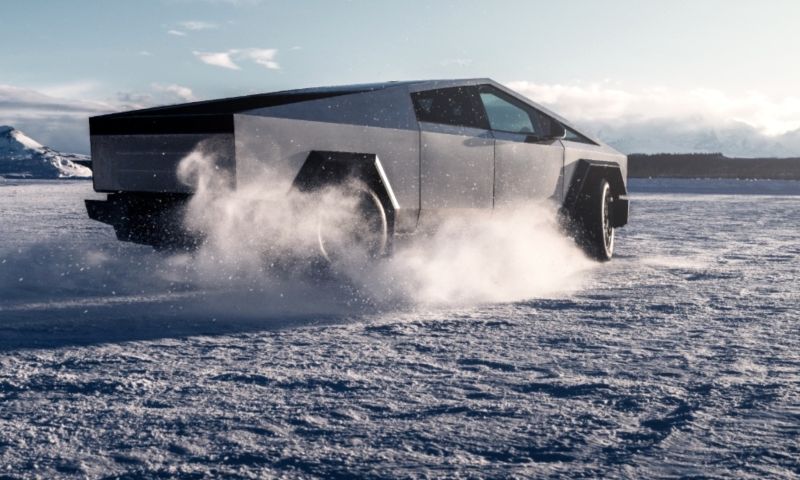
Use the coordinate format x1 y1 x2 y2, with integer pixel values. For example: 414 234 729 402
2 0 800 155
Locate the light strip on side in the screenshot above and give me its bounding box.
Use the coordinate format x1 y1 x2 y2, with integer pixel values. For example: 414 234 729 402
374 156 399 210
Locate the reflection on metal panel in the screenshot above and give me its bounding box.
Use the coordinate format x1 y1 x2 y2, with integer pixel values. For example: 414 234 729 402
249 86 417 131
493 132 564 205
419 122 494 210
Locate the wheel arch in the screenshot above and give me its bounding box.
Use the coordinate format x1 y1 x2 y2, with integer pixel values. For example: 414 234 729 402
292 150 399 232
562 159 629 228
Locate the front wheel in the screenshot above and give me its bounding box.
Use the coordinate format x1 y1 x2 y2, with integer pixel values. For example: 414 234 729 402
575 178 615 261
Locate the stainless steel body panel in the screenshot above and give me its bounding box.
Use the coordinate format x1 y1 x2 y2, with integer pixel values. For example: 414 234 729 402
233 115 420 232
418 122 495 211
493 132 564 206
562 140 628 195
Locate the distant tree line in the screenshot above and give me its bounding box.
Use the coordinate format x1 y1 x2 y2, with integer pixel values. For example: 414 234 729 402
628 153 800 180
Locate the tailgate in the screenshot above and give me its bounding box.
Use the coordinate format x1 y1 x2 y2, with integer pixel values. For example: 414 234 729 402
89 115 235 193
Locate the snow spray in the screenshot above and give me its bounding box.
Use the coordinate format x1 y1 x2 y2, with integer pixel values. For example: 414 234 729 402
175 147 595 307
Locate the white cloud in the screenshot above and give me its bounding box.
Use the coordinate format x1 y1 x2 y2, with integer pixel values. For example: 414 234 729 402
193 50 241 70
0 84 113 154
38 81 102 100
505 81 800 156
166 20 217 36
506 81 800 137
139 50 153 56
116 84 201 110
0 83 203 153
242 48 279 69
193 48 279 70
0 84 111 115
179 20 217 30
152 83 196 102
115 91 153 109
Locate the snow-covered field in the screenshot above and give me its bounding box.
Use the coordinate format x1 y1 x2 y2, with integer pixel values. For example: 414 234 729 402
1 179 798 478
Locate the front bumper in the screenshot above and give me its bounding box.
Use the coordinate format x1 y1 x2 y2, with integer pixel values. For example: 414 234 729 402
612 196 629 228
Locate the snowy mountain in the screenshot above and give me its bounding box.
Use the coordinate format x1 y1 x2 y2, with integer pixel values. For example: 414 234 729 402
0 126 91 179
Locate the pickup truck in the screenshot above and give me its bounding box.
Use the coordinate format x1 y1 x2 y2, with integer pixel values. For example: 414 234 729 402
85 78 628 260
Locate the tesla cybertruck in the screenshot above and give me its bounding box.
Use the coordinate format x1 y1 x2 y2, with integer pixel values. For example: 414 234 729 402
85 79 628 260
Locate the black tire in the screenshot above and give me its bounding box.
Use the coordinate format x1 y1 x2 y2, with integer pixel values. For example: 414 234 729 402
575 178 615 261
317 185 389 265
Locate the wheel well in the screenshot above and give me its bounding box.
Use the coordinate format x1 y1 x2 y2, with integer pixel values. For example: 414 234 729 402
561 159 628 228
292 150 397 233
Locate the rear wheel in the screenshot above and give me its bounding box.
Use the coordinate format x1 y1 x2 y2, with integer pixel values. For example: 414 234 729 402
575 178 615 261
317 185 389 265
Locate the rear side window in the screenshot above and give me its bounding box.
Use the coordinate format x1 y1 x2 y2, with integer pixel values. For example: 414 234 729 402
411 86 489 129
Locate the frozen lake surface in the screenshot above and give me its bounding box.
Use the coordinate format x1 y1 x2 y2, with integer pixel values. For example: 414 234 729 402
1 178 798 478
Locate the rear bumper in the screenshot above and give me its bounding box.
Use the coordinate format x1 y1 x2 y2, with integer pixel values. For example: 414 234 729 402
86 194 197 249
85 198 118 224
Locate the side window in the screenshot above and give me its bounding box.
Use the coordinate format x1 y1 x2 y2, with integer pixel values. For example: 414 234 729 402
563 126 597 145
478 86 553 136
411 87 488 129
479 91 535 134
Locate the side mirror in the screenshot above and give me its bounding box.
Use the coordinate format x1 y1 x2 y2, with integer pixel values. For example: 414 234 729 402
547 120 567 140
524 119 567 143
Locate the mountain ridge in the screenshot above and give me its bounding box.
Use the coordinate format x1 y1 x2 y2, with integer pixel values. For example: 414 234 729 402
0 126 91 179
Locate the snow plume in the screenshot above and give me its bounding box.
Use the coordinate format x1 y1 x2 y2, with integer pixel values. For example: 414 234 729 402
175 149 594 307
370 207 595 304
176 147 364 283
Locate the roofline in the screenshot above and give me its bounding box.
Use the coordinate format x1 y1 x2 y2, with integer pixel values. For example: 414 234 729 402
91 78 502 120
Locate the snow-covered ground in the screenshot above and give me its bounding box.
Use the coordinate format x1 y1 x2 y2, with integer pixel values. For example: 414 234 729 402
0 179 798 478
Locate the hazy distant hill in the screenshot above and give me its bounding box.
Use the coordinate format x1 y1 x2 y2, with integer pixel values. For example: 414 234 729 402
628 153 800 180
0 126 91 179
